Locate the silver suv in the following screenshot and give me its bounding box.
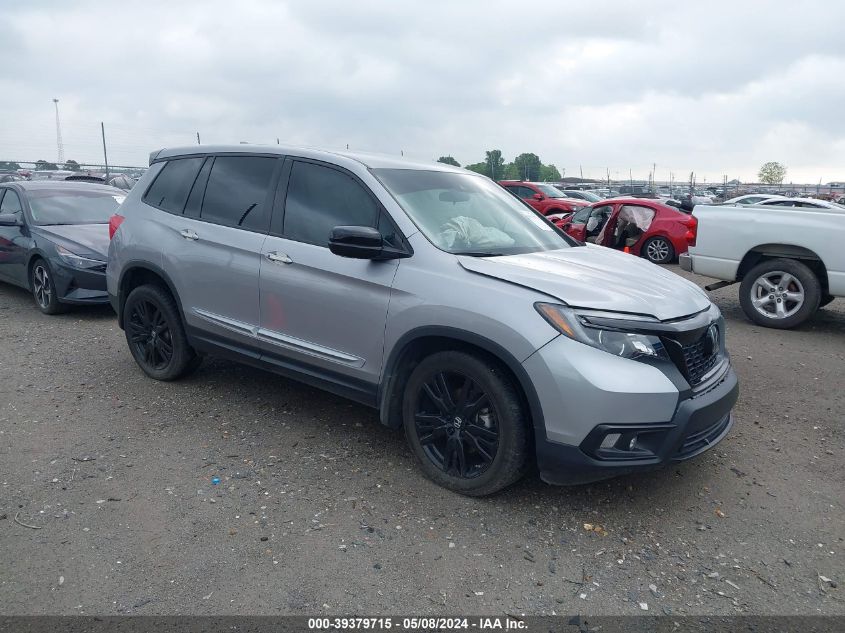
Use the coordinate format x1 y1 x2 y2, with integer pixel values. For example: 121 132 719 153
107 145 738 496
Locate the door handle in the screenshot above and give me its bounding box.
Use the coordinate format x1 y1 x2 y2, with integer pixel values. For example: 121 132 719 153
266 252 293 264
179 229 199 241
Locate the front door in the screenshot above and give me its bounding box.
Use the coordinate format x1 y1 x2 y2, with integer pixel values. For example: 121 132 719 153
0 189 29 287
258 159 400 390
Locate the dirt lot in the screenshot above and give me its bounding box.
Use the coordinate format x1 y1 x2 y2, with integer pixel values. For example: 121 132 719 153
0 266 843 616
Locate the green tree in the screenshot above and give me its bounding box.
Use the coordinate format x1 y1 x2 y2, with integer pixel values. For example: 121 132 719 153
484 149 505 181
437 156 460 167
513 153 542 181
64 159 80 171
540 164 562 181
502 162 520 180
35 159 59 170
758 161 787 185
464 162 487 176
0 161 21 171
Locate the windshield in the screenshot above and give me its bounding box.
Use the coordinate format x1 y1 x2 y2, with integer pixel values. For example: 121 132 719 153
373 169 571 256
27 189 125 225
536 184 566 198
571 190 602 202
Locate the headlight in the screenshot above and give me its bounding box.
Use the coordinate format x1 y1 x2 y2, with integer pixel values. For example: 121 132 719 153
535 303 668 361
55 245 105 270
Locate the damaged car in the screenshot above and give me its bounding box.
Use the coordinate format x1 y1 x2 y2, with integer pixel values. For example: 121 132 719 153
108 146 737 495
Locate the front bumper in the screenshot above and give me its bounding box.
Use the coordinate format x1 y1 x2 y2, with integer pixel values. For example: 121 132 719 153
679 252 692 272
50 259 109 305
536 364 738 485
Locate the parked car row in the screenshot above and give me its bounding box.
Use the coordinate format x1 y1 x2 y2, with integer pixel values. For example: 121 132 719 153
0 146 740 496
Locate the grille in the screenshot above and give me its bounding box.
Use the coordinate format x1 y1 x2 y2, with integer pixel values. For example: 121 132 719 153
680 332 719 385
675 414 731 459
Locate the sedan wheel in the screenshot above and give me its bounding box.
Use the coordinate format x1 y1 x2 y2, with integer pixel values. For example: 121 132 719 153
30 259 68 315
643 237 674 264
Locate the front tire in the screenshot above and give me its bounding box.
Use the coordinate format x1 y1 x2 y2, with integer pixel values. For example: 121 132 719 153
124 284 201 380
402 351 529 496
31 259 69 315
739 258 821 329
642 236 675 264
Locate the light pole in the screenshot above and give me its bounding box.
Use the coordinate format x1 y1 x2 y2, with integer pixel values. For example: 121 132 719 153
53 99 64 164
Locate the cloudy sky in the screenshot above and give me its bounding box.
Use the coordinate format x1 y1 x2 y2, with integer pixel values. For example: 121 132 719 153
1 0 844 183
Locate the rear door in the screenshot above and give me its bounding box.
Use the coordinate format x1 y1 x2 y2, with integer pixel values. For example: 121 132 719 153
257 158 401 389
0 188 29 286
150 154 281 349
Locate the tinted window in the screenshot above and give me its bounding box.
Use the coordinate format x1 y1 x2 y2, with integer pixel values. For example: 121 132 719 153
283 161 380 247
143 157 205 213
0 190 22 214
183 158 213 218
200 156 277 231
519 186 538 199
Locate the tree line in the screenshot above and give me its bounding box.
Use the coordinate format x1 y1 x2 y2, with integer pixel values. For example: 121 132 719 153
437 150 561 182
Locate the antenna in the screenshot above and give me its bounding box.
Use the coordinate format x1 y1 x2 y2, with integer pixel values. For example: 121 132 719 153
53 98 64 164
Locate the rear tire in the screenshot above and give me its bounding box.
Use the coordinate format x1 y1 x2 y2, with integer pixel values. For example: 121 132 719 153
739 258 821 329
31 259 69 315
402 351 529 496
642 236 675 264
123 284 201 380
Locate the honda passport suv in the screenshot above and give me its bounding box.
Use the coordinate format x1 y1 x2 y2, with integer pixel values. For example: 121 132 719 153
107 145 738 496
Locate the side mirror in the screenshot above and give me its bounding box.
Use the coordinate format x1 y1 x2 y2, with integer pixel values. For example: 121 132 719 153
329 225 386 259
0 213 22 227
533 193 544 201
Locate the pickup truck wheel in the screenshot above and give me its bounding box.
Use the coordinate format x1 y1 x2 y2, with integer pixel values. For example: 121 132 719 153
739 258 821 329
642 236 675 264
402 351 528 497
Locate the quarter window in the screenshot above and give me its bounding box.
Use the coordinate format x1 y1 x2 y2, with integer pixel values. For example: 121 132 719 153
143 157 205 213
199 156 277 232
283 161 380 247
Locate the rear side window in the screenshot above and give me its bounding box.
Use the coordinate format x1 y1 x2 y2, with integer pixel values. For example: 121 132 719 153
143 157 204 213
200 156 277 232
282 161 380 247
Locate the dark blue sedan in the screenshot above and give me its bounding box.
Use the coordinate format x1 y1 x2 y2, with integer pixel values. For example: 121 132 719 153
0 181 125 314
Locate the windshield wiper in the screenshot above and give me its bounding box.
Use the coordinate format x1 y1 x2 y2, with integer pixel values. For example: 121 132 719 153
452 250 503 257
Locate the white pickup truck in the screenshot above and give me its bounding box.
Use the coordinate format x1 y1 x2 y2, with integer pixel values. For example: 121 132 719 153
680 203 843 328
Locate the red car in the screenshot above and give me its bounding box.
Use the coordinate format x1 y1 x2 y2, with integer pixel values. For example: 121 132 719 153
556 197 697 264
498 180 589 218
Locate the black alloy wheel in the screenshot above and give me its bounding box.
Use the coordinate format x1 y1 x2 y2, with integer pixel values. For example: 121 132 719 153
402 351 528 496
123 284 201 380
127 298 174 372
414 370 499 479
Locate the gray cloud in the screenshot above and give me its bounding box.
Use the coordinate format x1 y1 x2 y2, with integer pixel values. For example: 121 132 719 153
1 0 843 181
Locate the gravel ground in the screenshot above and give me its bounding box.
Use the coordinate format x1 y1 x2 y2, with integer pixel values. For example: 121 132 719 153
0 266 843 616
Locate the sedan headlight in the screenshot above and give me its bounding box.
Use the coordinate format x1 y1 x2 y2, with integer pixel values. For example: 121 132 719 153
55 245 105 270
535 303 668 361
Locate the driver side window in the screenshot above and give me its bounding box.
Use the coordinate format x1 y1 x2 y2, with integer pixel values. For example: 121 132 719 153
571 207 591 223
0 189 23 217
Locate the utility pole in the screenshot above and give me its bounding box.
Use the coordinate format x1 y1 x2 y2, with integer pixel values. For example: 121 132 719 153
100 122 110 179
196 132 201 145
53 99 64 164
629 168 633 189
580 165 583 180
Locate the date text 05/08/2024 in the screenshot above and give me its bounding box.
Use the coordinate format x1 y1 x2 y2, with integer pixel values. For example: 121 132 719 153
307 617 527 630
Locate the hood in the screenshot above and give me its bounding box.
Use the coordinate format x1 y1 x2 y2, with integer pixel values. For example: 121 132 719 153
458 244 711 321
35 224 110 259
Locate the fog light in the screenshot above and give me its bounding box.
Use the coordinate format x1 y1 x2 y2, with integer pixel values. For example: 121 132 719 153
600 433 621 449
628 436 638 450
